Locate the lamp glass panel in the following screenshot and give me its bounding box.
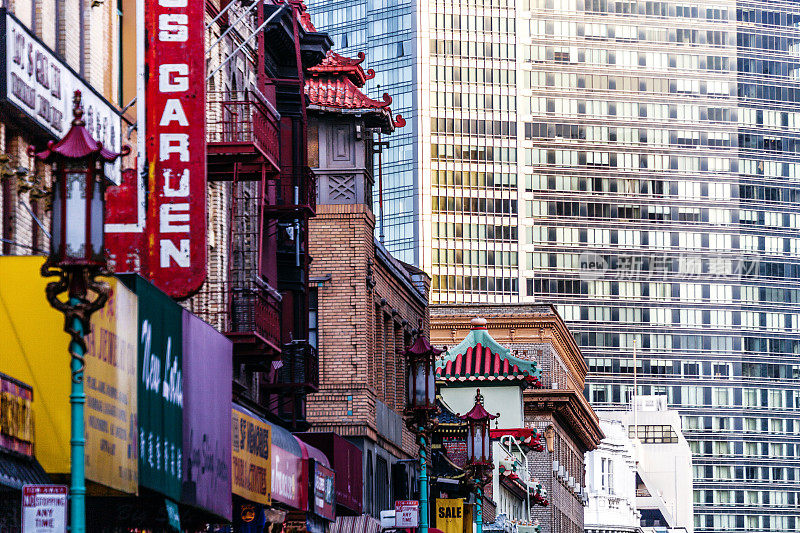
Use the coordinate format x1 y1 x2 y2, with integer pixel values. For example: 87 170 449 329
407 366 414 408
50 177 63 256
472 424 482 462
414 365 426 405
90 179 104 258
64 172 87 258
482 425 490 461
426 363 435 404
466 425 474 460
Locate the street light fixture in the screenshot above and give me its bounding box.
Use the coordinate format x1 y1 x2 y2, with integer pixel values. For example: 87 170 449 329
460 389 498 533
31 90 128 533
403 334 442 533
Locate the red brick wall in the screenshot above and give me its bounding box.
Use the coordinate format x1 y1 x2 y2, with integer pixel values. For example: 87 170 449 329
307 203 428 458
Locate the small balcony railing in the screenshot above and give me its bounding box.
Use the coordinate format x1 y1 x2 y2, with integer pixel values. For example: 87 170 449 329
191 279 281 355
265 167 317 216
273 341 319 391
206 89 280 177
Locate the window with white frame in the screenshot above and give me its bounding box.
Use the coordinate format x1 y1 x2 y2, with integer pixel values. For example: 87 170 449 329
601 457 614 494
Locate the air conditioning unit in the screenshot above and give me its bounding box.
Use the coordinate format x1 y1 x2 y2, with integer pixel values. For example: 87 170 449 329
558 465 565 479
552 460 559 473
569 476 575 489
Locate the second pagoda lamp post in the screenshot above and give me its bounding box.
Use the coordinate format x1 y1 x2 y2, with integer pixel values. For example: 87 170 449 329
461 389 498 533
32 90 128 533
403 334 442 533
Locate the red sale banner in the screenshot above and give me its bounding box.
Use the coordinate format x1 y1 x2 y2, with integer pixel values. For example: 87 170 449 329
144 0 207 298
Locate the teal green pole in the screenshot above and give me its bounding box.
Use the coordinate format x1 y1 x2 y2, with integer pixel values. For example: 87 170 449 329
419 433 429 533
69 299 86 533
476 486 483 533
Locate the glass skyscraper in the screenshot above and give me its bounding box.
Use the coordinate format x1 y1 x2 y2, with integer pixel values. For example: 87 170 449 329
306 0 420 264
309 0 800 531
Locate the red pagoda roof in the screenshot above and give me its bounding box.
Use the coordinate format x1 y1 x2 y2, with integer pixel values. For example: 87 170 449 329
305 51 406 132
436 319 542 387
308 51 375 86
437 343 541 385
490 428 544 452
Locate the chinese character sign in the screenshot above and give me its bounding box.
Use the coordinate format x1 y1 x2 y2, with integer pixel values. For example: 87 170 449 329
231 406 271 505
119 274 183 501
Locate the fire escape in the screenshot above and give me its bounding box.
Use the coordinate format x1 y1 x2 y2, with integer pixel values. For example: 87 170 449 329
259 1 330 431
199 0 330 429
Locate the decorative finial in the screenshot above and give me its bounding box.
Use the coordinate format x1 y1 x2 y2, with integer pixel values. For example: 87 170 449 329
470 317 487 329
475 388 484 405
72 90 85 127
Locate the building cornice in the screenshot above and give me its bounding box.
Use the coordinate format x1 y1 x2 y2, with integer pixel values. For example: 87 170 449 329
430 306 588 384
523 389 604 451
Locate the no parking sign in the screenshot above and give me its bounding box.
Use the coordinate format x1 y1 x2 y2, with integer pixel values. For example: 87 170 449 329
22 485 67 533
395 500 419 527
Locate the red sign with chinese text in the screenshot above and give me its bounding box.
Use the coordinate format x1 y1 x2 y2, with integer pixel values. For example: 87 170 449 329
144 0 207 298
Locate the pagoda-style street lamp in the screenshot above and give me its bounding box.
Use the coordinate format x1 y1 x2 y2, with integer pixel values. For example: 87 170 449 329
403 334 442 533
460 389 498 533
31 90 128 533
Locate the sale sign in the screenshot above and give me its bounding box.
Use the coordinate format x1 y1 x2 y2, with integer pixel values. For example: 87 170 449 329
22 485 67 533
144 0 207 298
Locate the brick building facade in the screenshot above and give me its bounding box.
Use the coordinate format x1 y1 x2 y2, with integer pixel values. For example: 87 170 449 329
304 50 427 521
431 305 604 533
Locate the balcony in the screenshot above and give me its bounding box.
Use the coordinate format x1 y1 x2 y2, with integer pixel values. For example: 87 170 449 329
190 280 282 366
264 167 316 218
260 341 318 431
206 89 281 180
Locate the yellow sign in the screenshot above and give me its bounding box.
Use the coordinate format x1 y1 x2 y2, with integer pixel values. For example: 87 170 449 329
232 406 271 504
0 257 138 494
462 503 474 533
0 374 34 456
436 498 465 533
0 392 32 443
84 278 138 493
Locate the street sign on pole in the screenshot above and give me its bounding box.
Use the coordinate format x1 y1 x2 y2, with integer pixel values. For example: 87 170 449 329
395 500 420 528
22 485 67 533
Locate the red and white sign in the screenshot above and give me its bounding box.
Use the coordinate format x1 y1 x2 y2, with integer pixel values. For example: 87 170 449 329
22 485 67 533
395 500 419 528
144 0 206 298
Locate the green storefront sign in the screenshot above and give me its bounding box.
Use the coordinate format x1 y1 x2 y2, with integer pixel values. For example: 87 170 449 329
119 274 183 501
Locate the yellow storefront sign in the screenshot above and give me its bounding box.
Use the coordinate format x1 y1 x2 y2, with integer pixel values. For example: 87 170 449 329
232 406 271 504
0 391 33 443
436 498 465 533
0 257 138 494
84 276 138 493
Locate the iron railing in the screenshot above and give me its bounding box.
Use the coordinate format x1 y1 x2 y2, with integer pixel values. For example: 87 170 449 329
191 279 281 350
206 89 280 169
277 341 319 390
267 167 317 215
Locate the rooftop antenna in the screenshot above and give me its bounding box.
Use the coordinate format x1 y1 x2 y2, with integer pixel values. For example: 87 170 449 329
375 83 389 244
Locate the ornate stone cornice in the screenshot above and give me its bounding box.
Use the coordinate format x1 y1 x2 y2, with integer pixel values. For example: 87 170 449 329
523 389 604 452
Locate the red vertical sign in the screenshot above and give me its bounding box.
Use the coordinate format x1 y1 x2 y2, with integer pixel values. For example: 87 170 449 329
144 0 207 298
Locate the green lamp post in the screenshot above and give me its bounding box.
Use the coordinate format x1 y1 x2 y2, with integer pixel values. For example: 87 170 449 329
32 91 128 533
404 334 442 533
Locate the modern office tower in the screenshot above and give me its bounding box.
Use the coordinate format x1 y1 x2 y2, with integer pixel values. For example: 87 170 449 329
523 3 800 533
305 0 420 264
309 1 800 532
